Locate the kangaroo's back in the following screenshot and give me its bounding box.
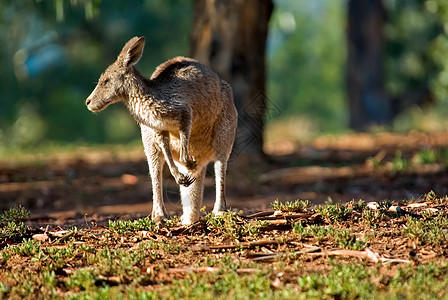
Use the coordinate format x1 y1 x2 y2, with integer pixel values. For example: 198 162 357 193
151 57 221 94
151 56 225 128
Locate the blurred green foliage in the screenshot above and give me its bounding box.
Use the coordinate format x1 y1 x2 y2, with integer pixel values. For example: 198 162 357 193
268 0 347 133
0 0 192 150
386 0 448 131
2 0 448 152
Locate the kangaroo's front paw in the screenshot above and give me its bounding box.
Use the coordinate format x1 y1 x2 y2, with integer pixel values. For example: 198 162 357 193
176 174 196 187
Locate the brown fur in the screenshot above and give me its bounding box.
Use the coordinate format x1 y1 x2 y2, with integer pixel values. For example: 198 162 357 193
86 36 237 225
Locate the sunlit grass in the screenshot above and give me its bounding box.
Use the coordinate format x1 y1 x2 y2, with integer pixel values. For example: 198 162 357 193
0 140 143 164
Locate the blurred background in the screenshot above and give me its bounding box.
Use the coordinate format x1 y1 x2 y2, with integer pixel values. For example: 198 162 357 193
1 0 448 154
2 0 448 215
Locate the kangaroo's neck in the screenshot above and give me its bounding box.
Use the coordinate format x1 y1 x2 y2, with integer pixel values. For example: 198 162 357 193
123 67 158 124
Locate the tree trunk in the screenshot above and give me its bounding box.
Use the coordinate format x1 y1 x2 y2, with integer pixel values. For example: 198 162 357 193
346 0 392 130
190 0 274 162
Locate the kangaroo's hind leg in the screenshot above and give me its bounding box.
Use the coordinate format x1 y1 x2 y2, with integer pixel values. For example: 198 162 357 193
179 167 206 225
212 159 228 214
212 81 237 215
141 125 167 222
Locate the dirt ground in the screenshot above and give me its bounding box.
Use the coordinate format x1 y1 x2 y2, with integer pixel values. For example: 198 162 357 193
1 131 448 298
1 131 447 224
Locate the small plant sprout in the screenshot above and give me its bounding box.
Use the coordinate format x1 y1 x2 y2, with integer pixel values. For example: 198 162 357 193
108 217 157 234
314 203 352 223
0 206 31 241
0 205 30 224
205 211 266 240
270 199 310 213
377 199 392 214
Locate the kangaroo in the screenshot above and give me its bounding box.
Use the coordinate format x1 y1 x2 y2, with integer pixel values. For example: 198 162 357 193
86 36 238 225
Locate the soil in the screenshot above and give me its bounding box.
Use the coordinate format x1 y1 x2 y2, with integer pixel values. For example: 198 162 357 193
1 131 447 222
1 131 448 297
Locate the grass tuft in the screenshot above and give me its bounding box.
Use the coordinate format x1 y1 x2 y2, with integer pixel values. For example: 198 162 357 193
404 214 448 245
293 223 365 250
108 217 157 234
0 206 31 241
0 205 30 224
270 199 310 212
314 203 352 223
205 211 267 240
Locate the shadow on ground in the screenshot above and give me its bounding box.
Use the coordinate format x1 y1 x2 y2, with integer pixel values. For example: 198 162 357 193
1 131 447 226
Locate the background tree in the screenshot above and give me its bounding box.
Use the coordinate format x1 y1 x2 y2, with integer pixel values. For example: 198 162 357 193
2 1 448 153
346 0 391 130
190 0 274 162
347 0 439 131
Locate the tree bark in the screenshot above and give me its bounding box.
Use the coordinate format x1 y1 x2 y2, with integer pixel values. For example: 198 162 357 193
346 0 392 131
190 0 274 162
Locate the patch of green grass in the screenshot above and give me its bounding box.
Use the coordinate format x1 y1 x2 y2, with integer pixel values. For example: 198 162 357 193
0 205 30 224
108 217 157 234
65 268 96 291
293 223 329 243
389 150 410 173
351 199 367 212
195 254 257 271
137 240 181 255
0 205 30 240
59 262 448 299
89 247 145 281
43 243 79 268
293 223 365 250
333 229 365 250
270 199 310 213
404 215 448 245
314 203 352 223
377 199 392 213
297 261 448 299
3 238 41 257
424 190 448 205
369 148 448 174
361 208 385 227
0 221 27 240
413 147 448 165
414 149 438 164
205 211 267 240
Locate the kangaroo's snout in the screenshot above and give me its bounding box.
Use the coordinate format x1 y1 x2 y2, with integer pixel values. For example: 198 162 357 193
86 98 91 106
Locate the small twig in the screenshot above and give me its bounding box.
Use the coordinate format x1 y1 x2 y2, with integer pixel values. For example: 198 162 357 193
248 246 321 262
192 239 282 252
84 213 90 229
308 248 411 264
244 211 275 218
52 231 75 244
169 267 219 274
252 254 278 261
168 267 259 274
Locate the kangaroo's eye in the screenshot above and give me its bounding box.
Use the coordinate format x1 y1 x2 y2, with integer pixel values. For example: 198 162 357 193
101 78 110 86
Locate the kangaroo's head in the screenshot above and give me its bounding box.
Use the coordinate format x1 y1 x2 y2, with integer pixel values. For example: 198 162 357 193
86 36 145 112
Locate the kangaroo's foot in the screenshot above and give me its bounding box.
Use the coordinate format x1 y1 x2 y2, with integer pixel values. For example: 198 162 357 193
212 208 226 216
151 211 167 223
181 213 199 226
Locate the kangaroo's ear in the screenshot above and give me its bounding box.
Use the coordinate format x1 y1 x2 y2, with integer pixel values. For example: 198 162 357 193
120 36 145 68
